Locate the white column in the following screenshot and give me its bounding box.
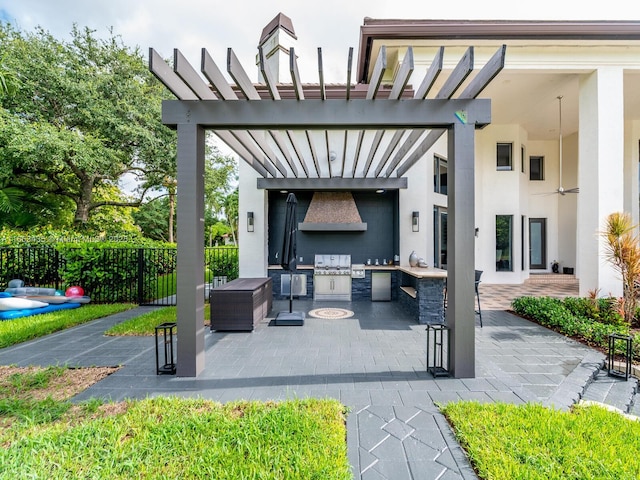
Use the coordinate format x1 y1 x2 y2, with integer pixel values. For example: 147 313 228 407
625 120 640 224
577 68 624 297
238 160 268 277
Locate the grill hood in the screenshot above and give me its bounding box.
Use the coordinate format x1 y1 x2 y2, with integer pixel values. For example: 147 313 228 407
298 192 367 231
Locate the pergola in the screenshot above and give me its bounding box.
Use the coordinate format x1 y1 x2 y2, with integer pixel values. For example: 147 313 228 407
150 42 506 378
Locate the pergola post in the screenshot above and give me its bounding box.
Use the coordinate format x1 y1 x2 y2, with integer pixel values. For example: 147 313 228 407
446 122 476 378
176 123 206 377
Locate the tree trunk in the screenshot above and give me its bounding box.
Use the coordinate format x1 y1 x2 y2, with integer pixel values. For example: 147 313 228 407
73 177 95 225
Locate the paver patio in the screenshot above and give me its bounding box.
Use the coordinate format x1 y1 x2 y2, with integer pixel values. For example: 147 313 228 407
0 282 633 479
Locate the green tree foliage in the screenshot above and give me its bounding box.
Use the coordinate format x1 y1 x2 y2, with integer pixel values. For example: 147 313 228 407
203 143 238 244
133 196 173 242
0 23 176 228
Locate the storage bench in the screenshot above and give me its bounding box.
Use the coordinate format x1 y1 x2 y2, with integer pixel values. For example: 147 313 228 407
209 277 272 331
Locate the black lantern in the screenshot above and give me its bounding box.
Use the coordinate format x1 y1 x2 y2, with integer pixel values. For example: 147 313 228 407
607 333 633 381
155 322 177 375
426 323 450 377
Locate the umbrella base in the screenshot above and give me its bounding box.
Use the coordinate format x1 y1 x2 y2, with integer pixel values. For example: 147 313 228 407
274 311 305 326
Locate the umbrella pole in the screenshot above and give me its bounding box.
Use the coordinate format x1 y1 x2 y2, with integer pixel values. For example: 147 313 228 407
289 272 294 313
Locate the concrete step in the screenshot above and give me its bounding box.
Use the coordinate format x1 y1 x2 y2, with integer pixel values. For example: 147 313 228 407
581 368 638 414
525 273 578 285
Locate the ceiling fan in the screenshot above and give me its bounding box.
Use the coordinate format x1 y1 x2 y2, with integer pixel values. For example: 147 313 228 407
553 95 579 195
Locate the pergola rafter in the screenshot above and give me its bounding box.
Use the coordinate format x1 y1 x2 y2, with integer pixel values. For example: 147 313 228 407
151 45 504 181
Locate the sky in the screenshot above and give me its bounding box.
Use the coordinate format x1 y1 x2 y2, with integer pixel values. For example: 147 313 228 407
2 0 640 84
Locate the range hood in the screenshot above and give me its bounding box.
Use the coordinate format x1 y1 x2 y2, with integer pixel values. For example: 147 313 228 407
298 192 367 231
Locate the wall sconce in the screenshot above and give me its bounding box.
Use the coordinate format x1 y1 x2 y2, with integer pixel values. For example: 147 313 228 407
412 211 419 232
247 212 254 232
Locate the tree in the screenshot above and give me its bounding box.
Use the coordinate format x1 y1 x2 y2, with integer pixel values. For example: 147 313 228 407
602 212 640 326
203 143 239 244
0 24 176 228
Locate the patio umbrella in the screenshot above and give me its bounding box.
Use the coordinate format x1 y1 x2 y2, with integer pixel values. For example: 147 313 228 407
280 193 297 272
275 193 305 325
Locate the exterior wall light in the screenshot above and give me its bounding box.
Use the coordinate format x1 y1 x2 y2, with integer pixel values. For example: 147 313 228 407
247 211 254 232
412 211 419 232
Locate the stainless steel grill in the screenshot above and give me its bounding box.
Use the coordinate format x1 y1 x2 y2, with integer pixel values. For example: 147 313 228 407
313 254 351 275
313 254 352 301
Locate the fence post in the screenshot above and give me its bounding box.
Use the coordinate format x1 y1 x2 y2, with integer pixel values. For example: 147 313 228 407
137 248 145 304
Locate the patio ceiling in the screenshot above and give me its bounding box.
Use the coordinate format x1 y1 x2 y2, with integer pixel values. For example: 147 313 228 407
149 44 506 184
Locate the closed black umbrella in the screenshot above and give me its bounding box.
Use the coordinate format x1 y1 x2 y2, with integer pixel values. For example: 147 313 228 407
275 193 304 325
280 193 297 272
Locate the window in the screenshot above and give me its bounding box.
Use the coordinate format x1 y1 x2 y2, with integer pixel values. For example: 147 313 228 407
496 215 513 272
530 156 544 181
497 143 512 171
433 155 447 195
521 145 526 173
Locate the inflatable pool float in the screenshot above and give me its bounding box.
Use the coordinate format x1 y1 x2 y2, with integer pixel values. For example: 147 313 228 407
20 295 71 304
0 302 81 320
4 286 58 296
0 297 49 311
66 296 91 304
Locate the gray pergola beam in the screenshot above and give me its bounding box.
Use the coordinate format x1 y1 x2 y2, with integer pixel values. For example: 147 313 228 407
290 48 304 100
366 46 387 99
373 48 414 177
213 131 269 177
161 98 491 128
259 47 281 100
174 49 216 100
414 46 444 99
459 45 507 99
201 49 238 100
257 177 407 190
436 46 474 99
286 130 310 177
149 48 198 101
227 48 261 100
317 48 326 101
346 47 353 101
395 129 445 177
269 131 299 177
394 45 507 177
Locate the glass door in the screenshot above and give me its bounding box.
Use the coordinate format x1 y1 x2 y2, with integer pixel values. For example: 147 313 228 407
433 207 447 269
529 218 546 270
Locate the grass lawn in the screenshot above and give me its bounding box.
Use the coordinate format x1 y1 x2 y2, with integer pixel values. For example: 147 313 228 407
0 366 351 480
442 401 640 479
105 305 210 336
0 303 136 348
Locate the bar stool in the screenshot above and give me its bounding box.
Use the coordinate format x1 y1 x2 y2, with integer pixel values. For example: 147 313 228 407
442 269 483 327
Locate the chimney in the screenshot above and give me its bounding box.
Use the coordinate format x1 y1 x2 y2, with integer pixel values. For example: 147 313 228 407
257 12 297 83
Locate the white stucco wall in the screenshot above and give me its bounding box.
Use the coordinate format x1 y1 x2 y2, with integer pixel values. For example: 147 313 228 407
238 160 268 277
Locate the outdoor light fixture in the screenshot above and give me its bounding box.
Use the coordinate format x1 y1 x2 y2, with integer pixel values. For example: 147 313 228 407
412 211 419 232
247 211 254 232
475 227 480 237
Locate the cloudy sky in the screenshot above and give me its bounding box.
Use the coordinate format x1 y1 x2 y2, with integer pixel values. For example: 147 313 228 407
2 0 640 83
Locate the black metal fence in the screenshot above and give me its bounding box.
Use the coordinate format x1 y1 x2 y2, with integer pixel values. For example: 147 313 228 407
0 246 239 306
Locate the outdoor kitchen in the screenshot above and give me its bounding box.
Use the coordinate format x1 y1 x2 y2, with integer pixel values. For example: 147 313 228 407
266 189 446 324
